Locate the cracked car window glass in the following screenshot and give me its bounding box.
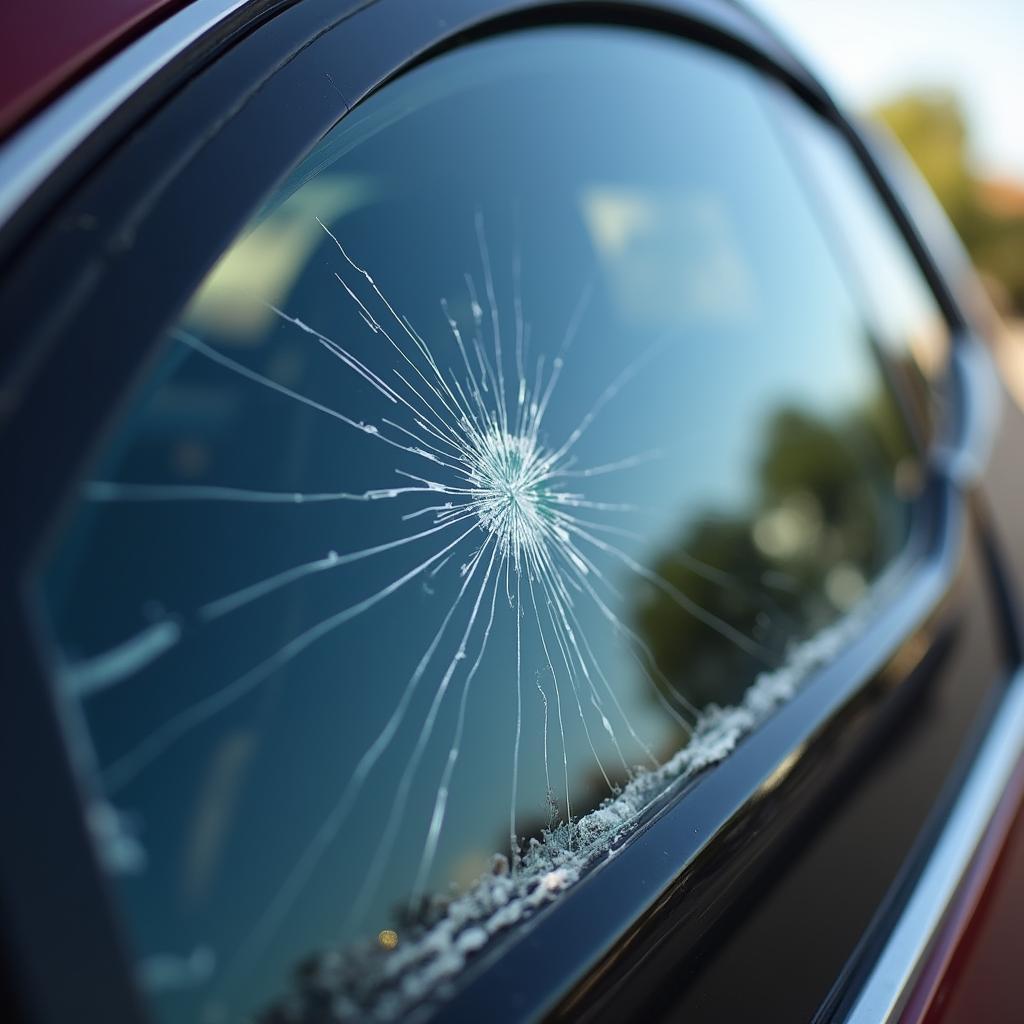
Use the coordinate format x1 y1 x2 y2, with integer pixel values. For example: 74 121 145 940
33 26 923 1024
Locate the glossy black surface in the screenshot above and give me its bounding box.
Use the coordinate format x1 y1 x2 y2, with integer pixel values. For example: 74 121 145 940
656 524 1005 1023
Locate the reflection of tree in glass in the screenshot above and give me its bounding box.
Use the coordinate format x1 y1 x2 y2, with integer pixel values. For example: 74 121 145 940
635 398 914 710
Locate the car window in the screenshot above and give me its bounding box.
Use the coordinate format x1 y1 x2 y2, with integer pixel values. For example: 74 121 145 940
765 90 953 441
31 25 922 1024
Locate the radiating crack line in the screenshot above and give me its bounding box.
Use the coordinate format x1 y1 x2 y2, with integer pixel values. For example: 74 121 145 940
103 523 478 792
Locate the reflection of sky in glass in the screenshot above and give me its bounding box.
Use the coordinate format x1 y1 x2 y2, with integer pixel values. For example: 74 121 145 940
36 27 917 1024
775 101 951 384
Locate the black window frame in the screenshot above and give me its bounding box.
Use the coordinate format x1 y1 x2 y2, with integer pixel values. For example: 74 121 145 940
0 3 1011 1023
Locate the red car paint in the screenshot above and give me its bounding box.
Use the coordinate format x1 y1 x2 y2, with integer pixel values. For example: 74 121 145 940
901 758 1024 1023
0 0 187 141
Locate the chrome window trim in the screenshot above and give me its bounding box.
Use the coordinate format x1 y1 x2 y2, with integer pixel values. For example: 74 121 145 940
935 332 1003 489
0 0 254 230
844 664 1024 1023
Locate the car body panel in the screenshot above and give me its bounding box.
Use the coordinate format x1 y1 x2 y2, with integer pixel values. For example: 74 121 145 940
0 0 186 140
915 769 1024 1023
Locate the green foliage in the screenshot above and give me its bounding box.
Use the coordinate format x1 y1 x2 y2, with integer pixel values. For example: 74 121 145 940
872 89 1024 313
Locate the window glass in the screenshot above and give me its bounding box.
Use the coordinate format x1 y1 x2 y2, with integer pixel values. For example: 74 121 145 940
766 90 953 440
33 26 920 1024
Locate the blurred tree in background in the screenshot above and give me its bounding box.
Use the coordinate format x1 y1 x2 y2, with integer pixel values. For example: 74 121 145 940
872 90 1024 314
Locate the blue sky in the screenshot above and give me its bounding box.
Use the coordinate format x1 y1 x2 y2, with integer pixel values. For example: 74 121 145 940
749 0 1024 179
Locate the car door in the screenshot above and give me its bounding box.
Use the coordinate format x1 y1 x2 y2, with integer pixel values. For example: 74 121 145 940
0 3 1017 1023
